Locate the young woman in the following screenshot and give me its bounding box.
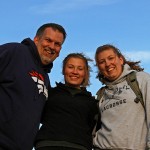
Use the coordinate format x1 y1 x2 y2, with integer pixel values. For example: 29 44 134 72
93 44 150 150
35 53 99 150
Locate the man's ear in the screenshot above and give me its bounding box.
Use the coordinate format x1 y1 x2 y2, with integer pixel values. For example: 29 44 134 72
33 36 39 45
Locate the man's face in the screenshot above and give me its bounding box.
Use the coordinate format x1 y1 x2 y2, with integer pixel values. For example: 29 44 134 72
34 27 64 65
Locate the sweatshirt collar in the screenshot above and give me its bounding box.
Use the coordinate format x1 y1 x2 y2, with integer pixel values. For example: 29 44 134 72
56 82 92 97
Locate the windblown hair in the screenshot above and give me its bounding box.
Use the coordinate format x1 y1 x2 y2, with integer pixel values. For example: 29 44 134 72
62 53 93 87
95 44 144 80
35 23 67 43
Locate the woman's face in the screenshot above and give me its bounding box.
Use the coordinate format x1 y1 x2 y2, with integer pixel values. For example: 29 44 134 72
97 48 124 81
64 57 87 89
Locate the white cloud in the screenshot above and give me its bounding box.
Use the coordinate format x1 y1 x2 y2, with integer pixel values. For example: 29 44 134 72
86 50 150 62
29 0 120 14
124 51 150 62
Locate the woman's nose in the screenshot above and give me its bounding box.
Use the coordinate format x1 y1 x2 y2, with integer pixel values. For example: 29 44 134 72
105 60 111 66
72 68 78 74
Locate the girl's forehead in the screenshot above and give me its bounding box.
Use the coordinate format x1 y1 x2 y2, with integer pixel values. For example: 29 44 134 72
98 49 116 56
67 57 85 63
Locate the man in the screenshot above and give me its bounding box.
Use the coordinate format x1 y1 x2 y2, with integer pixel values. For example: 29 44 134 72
0 23 66 150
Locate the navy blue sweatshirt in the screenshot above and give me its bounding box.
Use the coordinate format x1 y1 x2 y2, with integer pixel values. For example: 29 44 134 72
0 38 53 150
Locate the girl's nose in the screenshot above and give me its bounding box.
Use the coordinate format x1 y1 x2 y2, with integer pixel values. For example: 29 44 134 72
105 59 111 66
72 68 78 74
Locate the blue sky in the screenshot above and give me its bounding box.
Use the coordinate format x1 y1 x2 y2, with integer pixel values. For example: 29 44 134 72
1 0 150 95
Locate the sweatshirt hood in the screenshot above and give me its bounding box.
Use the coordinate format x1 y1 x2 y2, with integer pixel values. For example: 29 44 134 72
21 38 53 73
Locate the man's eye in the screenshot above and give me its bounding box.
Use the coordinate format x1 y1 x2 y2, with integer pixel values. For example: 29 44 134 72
55 42 61 47
45 38 51 42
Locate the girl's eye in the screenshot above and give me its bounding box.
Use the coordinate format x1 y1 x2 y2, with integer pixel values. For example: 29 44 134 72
109 55 116 59
68 66 73 69
78 67 84 71
109 57 114 59
98 60 104 64
108 56 115 61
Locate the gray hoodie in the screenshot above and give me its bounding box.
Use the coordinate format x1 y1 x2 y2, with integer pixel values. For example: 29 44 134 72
93 64 150 150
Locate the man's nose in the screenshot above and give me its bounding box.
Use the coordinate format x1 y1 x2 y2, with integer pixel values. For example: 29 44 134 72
48 42 55 49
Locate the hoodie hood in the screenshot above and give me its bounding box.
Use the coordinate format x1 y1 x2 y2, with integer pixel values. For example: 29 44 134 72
21 38 53 73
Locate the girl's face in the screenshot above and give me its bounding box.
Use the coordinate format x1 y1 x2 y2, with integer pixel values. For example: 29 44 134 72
97 48 124 81
64 57 87 89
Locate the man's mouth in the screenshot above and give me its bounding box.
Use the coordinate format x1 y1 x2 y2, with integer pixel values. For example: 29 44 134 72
44 48 55 54
50 50 55 54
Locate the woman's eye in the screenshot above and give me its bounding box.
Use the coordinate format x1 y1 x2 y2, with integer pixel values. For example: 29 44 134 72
68 66 73 68
98 61 104 64
78 68 84 71
109 57 115 60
